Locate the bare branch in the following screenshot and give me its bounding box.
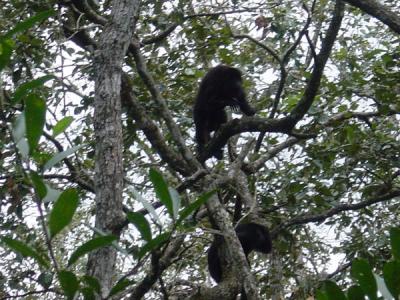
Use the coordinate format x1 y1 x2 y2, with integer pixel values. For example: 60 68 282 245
255 5 313 152
65 0 107 25
0 289 60 300
273 189 400 237
324 110 399 126
233 34 281 62
250 137 299 173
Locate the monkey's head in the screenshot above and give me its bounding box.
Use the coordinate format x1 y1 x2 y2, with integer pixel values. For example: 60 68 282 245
217 65 256 116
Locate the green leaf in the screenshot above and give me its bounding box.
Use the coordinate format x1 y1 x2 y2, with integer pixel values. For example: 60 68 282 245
321 281 347 300
1 236 49 268
25 94 46 153
129 186 160 225
126 212 152 242
347 285 365 300
383 261 400 299
12 113 26 142
52 116 74 137
390 227 400 261
345 126 355 144
16 138 29 159
0 39 13 71
80 287 95 300
109 279 133 297
43 144 84 171
149 169 173 218
82 276 101 295
68 235 117 266
315 290 329 300
374 273 395 300
137 232 169 259
177 190 215 225
168 187 180 219
31 172 47 199
38 272 53 289
1 10 55 41
12 113 29 158
49 189 79 239
43 185 62 203
58 270 79 300
351 259 377 300
12 75 55 104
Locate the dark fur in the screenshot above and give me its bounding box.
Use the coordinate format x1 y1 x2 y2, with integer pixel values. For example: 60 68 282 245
193 65 256 160
207 223 272 283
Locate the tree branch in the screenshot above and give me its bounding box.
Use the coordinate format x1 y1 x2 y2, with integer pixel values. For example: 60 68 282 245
254 4 313 152
129 39 200 170
289 0 345 123
121 74 192 176
273 188 400 237
324 110 399 126
127 236 186 300
60 5 196 177
43 132 95 193
202 2 344 160
69 0 107 25
343 0 400 34
199 116 294 162
204 179 260 300
142 9 260 45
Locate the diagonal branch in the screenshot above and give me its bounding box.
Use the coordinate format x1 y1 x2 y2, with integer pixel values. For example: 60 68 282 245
127 236 186 300
254 3 313 152
273 188 400 237
143 9 260 45
205 190 260 299
68 0 107 25
289 0 345 123
129 39 200 170
43 132 95 193
343 0 400 34
121 74 192 176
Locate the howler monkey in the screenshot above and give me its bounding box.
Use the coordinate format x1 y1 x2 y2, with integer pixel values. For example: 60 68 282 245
193 65 256 160
207 222 272 284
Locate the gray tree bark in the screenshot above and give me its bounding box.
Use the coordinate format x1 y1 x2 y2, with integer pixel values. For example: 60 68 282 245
87 0 139 298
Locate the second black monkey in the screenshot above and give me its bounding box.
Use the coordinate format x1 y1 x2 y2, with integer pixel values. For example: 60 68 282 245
193 65 256 160
207 222 272 300
207 222 272 283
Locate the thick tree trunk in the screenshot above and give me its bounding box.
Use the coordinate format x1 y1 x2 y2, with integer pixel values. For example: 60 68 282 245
87 0 139 298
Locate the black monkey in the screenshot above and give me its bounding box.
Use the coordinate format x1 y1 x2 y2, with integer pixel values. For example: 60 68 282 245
207 222 272 284
193 65 256 160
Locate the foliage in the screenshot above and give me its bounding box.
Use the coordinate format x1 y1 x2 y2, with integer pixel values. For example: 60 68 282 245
0 0 399 299
318 228 400 300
